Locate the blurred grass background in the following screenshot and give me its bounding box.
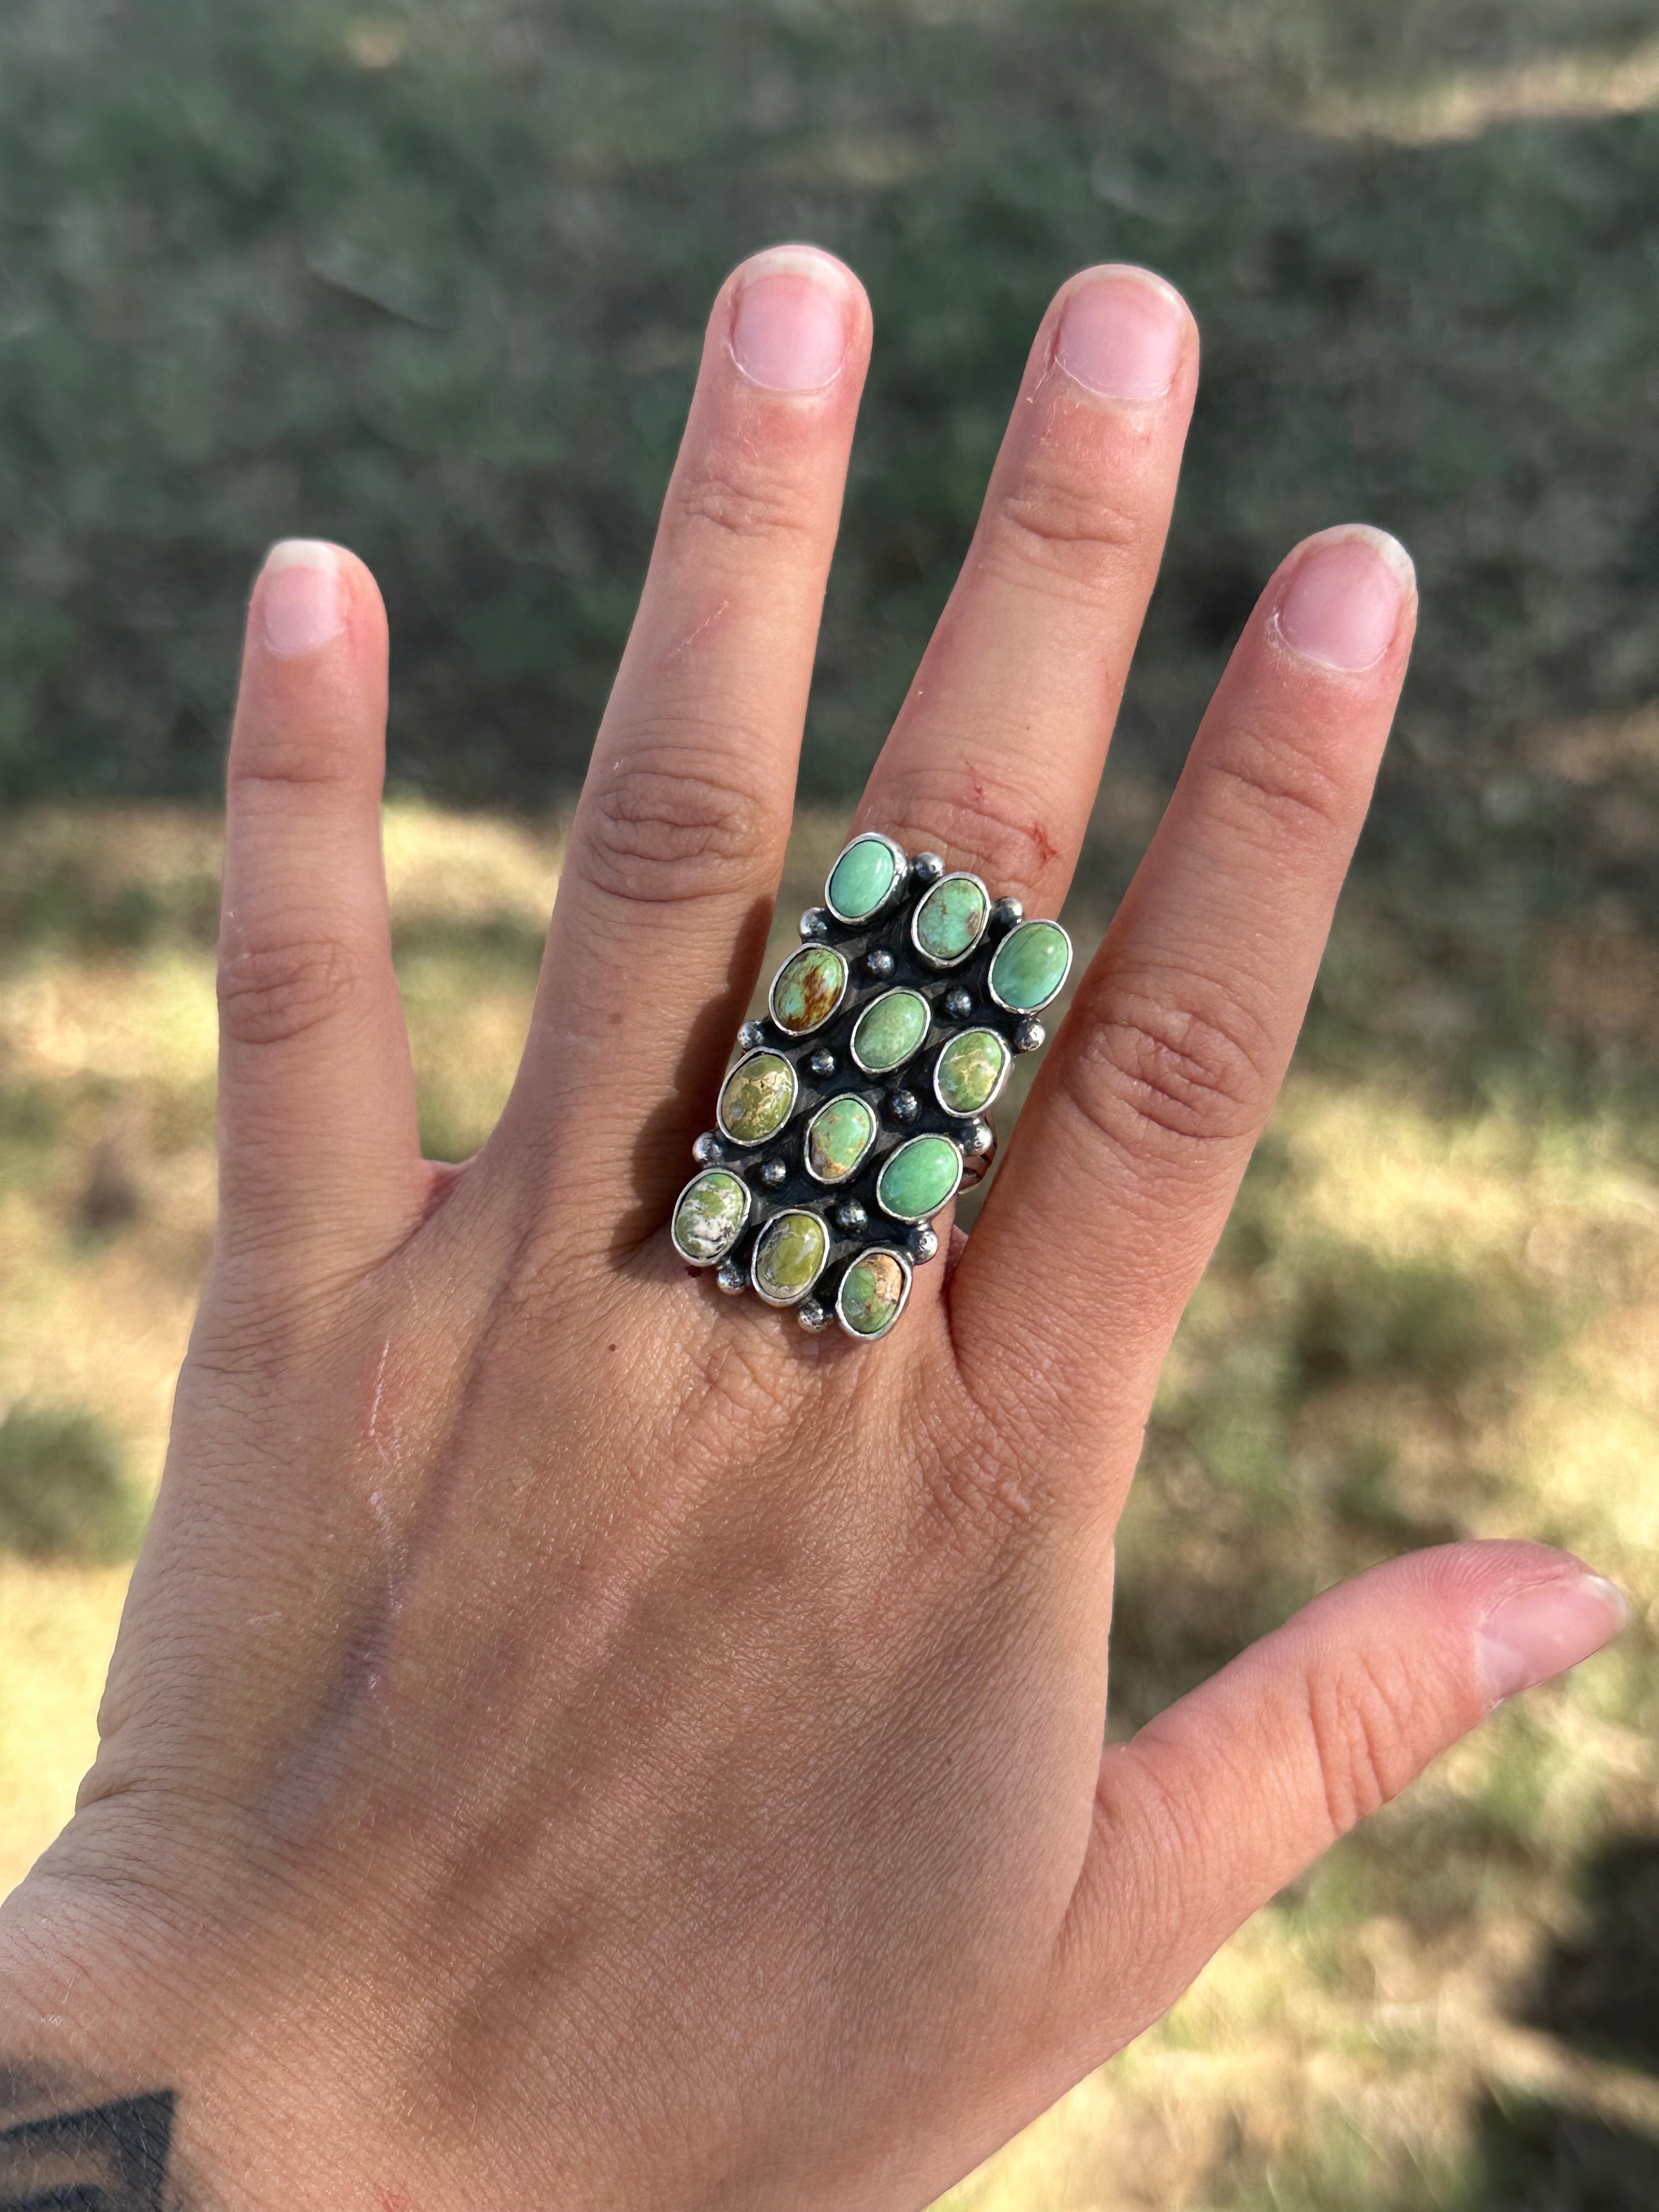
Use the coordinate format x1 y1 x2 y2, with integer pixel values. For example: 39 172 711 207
1 0 1657 2204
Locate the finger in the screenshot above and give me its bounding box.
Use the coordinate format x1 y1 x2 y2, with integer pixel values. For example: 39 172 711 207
216 541 424 1274
1057 1543 1628 2046
954 526 1417 1459
497 246 871 1207
854 264 1197 913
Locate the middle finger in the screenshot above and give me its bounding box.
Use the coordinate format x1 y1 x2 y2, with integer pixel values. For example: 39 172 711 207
854 263 1198 912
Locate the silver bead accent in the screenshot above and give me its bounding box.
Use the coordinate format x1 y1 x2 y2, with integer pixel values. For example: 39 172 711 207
990 896 1024 933
963 1118 994 1156
1013 1017 1046 1054
797 1299 830 1333
759 1159 787 1188
944 986 973 1021
889 1088 919 1123
865 947 895 979
799 907 830 939
907 1224 939 1264
836 1198 867 1232
738 1019 768 1051
809 1047 836 1077
716 1260 747 1295
692 1131 725 1165
911 851 945 885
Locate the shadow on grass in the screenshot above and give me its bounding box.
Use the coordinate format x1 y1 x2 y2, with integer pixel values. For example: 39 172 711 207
1454 2097 1659 2211
1525 1834 1659 2074
1446 1838 1659 2206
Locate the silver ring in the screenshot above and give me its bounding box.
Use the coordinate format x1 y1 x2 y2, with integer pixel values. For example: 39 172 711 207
669 833 1071 1344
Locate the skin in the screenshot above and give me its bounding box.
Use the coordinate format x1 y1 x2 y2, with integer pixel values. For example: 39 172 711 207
0 249 1627 2209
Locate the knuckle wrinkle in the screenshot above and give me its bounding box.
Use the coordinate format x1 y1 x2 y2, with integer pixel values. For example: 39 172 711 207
582 757 767 906
217 934 359 1049
1066 980 1269 1160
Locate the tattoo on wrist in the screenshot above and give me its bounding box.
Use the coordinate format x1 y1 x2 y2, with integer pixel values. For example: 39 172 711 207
0 2073 176 2211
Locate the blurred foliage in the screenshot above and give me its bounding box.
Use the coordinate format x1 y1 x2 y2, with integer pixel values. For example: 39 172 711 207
0 1403 144 1562
0 0 1657 922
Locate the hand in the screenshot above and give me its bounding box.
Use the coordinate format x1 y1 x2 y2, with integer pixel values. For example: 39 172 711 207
0 246 1627 2211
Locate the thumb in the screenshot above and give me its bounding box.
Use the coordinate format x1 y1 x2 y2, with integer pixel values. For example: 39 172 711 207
1062 1541 1627 2042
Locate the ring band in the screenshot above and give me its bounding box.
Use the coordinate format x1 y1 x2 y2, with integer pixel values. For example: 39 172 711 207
670 833 1071 1343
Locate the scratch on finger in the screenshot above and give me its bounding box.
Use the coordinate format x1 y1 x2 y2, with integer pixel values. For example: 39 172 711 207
664 597 732 665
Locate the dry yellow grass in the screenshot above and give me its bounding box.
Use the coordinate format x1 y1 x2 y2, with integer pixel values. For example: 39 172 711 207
1 802 1654 2208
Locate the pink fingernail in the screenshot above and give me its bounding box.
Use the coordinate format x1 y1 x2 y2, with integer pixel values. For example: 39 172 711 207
1053 268 1187 403
1272 527 1414 673
729 248 852 393
259 540 346 658
1476 1571 1629 1705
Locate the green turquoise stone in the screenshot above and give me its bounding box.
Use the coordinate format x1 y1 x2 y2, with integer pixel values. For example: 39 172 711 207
827 836 899 922
770 944 848 1035
837 1248 909 1338
851 989 929 1074
989 919 1071 1012
672 1169 749 1262
934 1028 1009 1116
913 873 988 966
752 1209 828 1303
805 1094 877 1184
719 1051 795 1145
877 1134 962 1223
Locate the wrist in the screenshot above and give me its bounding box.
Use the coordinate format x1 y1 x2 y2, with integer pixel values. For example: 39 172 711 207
0 1872 388 2212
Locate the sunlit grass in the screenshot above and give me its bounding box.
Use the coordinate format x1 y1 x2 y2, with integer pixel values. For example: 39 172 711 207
0 800 1655 2207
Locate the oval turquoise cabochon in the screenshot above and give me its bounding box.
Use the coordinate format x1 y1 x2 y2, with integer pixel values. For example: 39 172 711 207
805 1094 877 1184
989 918 1072 1012
851 988 930 1074
671 1168 751 1263
912 873 989 967
751 1209 830 1304
933 1028 1009 1118
876 1134 963 1223
769 943 849 1035
826 834 901 923
717 1051 797 1145
837 1248 911 1339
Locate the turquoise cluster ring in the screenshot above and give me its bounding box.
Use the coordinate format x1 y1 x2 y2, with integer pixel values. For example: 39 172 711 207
670 833 1072 1344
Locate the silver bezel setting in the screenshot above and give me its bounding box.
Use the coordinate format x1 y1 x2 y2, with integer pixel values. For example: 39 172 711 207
768 943 850 1039
675 826 1073 1348
910 870 991 970
715 1048 800 1148
834 1244 915 1341
823 831 910 926
875 1133 964 1224
802 1094 879 1187
669 1168 754 1268
749 1208 831 1307
930 1026 1013 1119
986 918 1074 1014
849 986 932 1076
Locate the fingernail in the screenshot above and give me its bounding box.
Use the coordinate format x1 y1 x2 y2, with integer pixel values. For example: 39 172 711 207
259 540 346 658
1476 1571 1629 1705
730 248 851 393
1053 268 1187 403
1272 527 1414 673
